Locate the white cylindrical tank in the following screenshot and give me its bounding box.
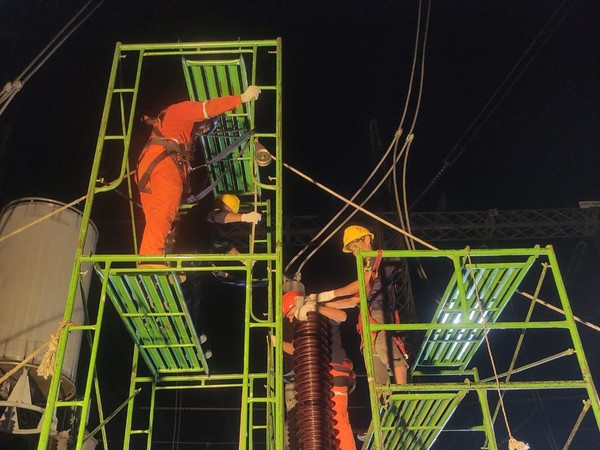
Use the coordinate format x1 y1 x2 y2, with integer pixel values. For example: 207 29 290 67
0 198 98 403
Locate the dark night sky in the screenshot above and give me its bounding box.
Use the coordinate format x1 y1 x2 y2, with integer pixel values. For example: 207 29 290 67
1 0 600 449
1 0 599 213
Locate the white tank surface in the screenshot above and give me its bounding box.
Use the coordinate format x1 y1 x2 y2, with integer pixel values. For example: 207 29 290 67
0 198 98 403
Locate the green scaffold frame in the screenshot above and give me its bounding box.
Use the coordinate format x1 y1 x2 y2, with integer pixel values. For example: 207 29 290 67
32 39 599 450
35 39 285 450
356 247 600 450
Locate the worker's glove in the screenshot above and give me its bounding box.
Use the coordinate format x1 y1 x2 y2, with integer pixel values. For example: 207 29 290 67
241 211 262 224
241 85 261 103
295 302 317 321
316 290 336 303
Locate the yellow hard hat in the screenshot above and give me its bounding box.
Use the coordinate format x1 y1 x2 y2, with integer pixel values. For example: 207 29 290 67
342 225 374 253
220 194 240 214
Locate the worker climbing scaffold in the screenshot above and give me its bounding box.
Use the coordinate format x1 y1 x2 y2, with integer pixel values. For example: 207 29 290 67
135 87 261 260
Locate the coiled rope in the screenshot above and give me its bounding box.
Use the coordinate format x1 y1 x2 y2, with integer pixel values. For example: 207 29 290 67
0 321 74 384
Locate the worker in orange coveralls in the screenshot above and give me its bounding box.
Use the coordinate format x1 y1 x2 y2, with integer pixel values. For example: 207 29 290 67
279 291 357 450
135 86 261 262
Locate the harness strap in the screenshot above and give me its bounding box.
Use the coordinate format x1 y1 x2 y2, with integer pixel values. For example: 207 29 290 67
330 364 356 391
185 129 254 203
371 249 383 278
331 375 351 387
330 360 353 374
137 138 189 194
136 150 171 194
184 169 229 204
205 129 253 165
356 249 410 360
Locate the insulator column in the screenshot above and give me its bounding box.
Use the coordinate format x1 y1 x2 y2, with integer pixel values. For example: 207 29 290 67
292 311 336 450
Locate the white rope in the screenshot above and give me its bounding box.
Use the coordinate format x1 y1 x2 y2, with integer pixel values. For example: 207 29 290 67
37 321 74 379
284 128 404 274
283 161 438 252
0 344 49 385
517 290 600 333
286 131 406 275
0 194 87 244
0 167 138 245
465 249 529 450
0 321 73 384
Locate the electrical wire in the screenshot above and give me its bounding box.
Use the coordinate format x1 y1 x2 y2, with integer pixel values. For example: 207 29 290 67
410 0 578 210
285 0 431 276
284 129 404 275
392 0 431 280
283 160 438 252
0 0 106 116
286 133 411 277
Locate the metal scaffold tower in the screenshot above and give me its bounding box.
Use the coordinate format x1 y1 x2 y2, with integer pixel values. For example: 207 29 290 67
36 39 285 450
30 39 599 450
356 246 600 449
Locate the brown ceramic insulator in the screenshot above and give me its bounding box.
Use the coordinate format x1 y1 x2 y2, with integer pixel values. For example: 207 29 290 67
291 311 336 450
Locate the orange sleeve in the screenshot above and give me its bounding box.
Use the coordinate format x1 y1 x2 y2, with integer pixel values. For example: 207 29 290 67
167 96 242 121
204 96 243 118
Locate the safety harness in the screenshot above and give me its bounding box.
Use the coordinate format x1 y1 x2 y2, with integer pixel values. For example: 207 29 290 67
330 359 357 393
136 113 193 195
357 250 410 363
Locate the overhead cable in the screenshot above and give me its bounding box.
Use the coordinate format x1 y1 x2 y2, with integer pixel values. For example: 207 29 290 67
285 0 431 275
0 0 106 117
410 0 578 209
392 0 431 280
283 160 438 252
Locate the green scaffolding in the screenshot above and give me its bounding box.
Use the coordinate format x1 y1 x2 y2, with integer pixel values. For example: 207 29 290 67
36 39 284 450
33 39 599 450
357 247 600 450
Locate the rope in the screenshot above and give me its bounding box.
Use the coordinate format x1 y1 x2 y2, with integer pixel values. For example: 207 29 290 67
517 290 600 333
286 131 405 274
37 321 75 380
465 249 529 450
0 194 87 244
283 161 438 252
0 321 73 384
284 129 405 274
0 345 48 385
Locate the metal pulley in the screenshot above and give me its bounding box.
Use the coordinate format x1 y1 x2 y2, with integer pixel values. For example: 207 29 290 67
254 139 273 167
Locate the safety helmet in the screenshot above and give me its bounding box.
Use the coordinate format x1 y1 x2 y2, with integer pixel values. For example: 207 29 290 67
342 225 374 253
282 290 302 316
220 194 240 214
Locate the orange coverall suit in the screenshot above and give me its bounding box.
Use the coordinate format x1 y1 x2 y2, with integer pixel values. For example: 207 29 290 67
329 320 356 450
136 97 241 256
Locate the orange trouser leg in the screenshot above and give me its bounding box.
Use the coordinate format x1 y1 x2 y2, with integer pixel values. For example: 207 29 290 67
332 385 356 450
138 148 182 256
